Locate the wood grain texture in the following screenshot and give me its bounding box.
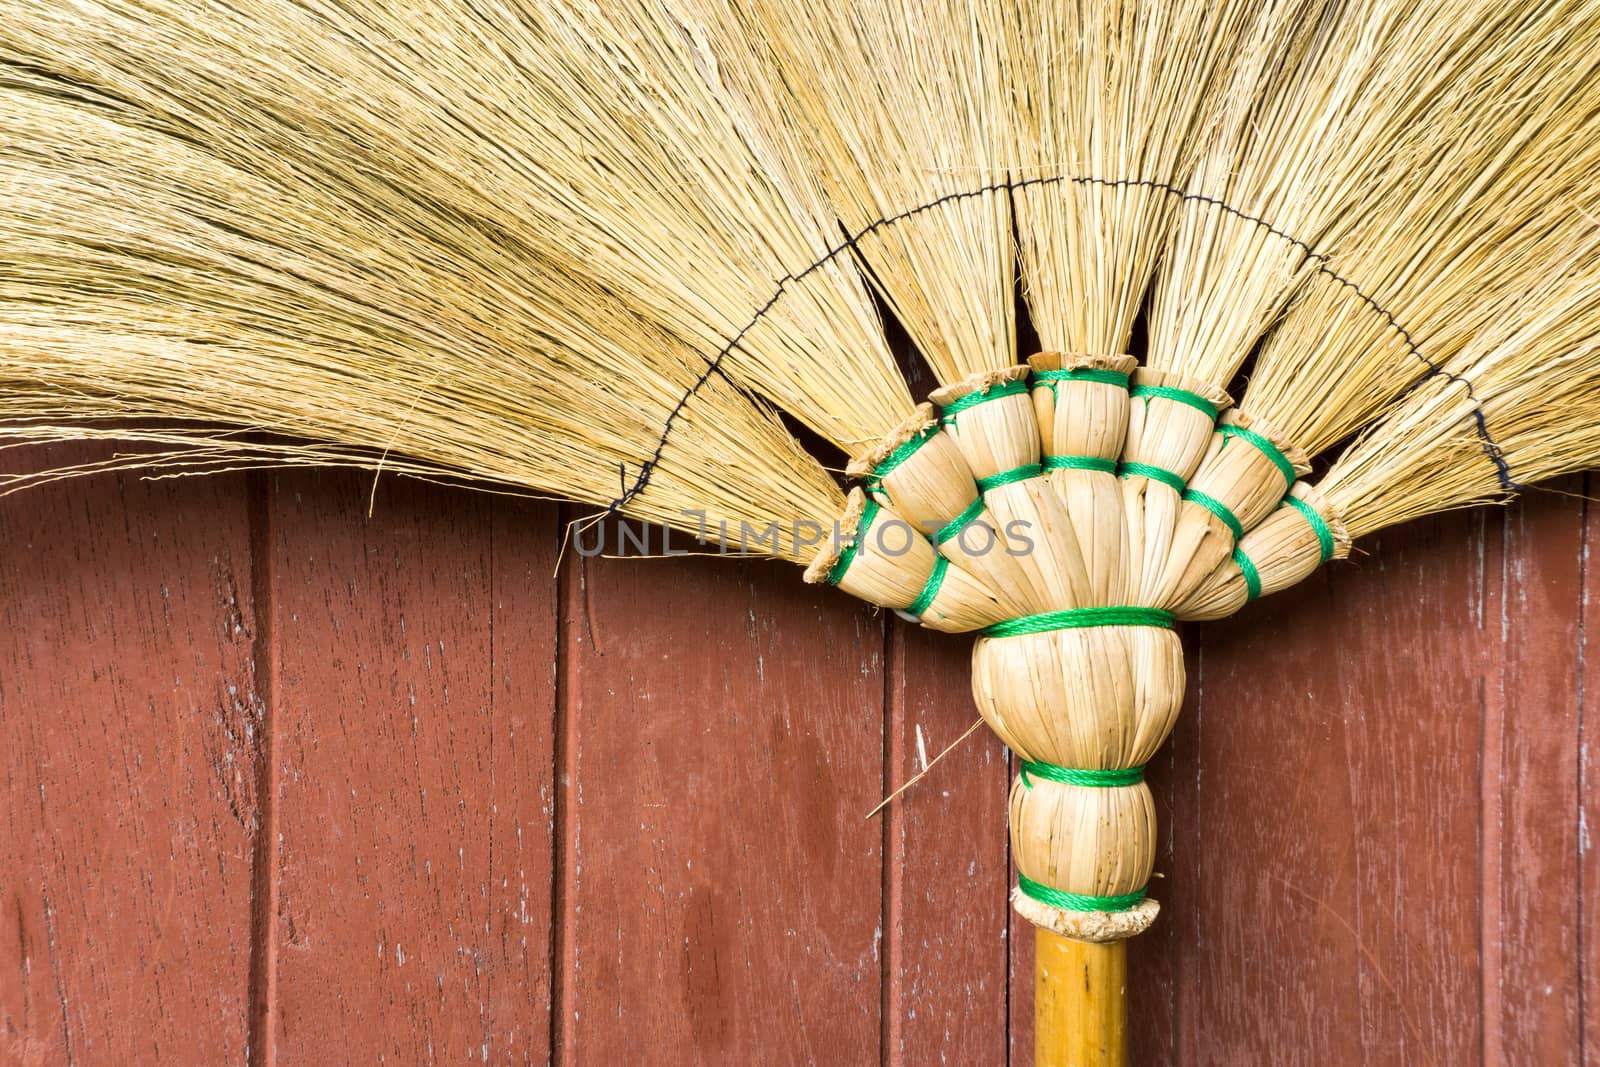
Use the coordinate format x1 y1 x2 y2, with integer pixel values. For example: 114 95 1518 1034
884 624 1010 1066
259 472 559 1064
0 447 259 1066
3 451 1598 1066
555 534 886 1065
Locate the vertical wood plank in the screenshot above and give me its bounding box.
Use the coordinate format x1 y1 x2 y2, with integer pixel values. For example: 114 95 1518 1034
1170 510 1492 1065
0 447 259 1065
557 534 884 1065
1581 478 1599 1065
1485 487 1584 1065
263 472 559 1063
884 625 1010 1066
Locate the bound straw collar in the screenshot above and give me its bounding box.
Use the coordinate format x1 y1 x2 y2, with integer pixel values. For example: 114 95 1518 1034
862 426 936 491
1184 488 1244 540
975 462 1042 493
1118 461 1186 494
982 606 1175 638
1020 761 1143 788
1031 367 1131 394
1234 547 1263 601
1044 455 1116 474
1129 383 1220 420
905 555 949 618
1284 494 1337 562
1017 872 1147 914
934 496 987 545
824 499 881 586
1219 422 1297 488
938 378 1028 422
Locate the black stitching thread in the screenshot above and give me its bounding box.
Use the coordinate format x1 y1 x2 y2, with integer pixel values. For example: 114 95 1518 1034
605 173 1517 518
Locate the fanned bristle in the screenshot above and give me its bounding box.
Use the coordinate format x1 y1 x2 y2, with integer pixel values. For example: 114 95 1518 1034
0 0 910 453
1321 272 1600 539
681 0 1017 384
1006 0 1289 358
0 61 844 559
1145 0 1571 391
1239 6 1600 456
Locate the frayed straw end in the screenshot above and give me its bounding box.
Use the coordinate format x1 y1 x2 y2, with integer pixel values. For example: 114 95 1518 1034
1010 889 1161 944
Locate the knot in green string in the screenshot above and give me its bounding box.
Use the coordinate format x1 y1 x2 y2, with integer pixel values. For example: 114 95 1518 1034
981 606 1174 638
1020 761 1143 789
1017 873 1146 913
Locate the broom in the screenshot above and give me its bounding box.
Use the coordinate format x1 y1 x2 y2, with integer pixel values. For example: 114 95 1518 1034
5 1 1600 1063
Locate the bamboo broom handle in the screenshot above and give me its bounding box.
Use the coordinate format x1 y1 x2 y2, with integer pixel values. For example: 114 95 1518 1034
1035 929 1127 1067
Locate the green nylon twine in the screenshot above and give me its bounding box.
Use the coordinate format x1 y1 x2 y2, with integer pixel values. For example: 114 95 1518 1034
1044 455 1116 474
976 463 1043 493
1031 367 1131 398
982 606 1174 638
1130 383 1220 420
1020 761 1143 789
1284 494 1337 562
1219 423 1297 488
1017 873 1146 913
825 499 881 586
1184 488 1244 540
934 496 987 546
938 378 1028 422
864 427 935 491
906 556 949 617
1118 461 1186 494
1234 547 1263 600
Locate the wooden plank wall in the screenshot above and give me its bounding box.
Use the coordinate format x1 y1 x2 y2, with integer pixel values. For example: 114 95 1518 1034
1 450 1593 1065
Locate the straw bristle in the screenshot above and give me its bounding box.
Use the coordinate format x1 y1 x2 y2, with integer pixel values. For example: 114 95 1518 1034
0 59 844 559
0 0 911 453
688 0 1017 384
1321 276 1600 539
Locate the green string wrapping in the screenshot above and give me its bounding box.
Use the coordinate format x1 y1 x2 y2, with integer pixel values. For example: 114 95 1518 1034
1219 422 1297 488
934 496 986 546
1031 367 1131 398
824 500 881 586
863 427 935 494
938 378 1028 424
1017 872 1146 913
1044 455 1117 474
1184 488 1245 540
976 463 1043 493
1118 461 1186 494
982 606 1174 638
1284 494 1337 561
905 555 949 617
1129 383 1220 420
1234 547 1263 600
1020 761 1143 789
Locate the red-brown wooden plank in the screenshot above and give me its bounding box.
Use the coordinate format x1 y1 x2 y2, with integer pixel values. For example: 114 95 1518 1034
260 472 559 1062
0 448 259 1065
884 623 1010 1065
1483 487 1584 1064
1581 477 1600 1066
555 537 885 1064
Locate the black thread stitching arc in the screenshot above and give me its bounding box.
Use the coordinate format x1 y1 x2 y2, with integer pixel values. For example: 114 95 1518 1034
605 173 1517 519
